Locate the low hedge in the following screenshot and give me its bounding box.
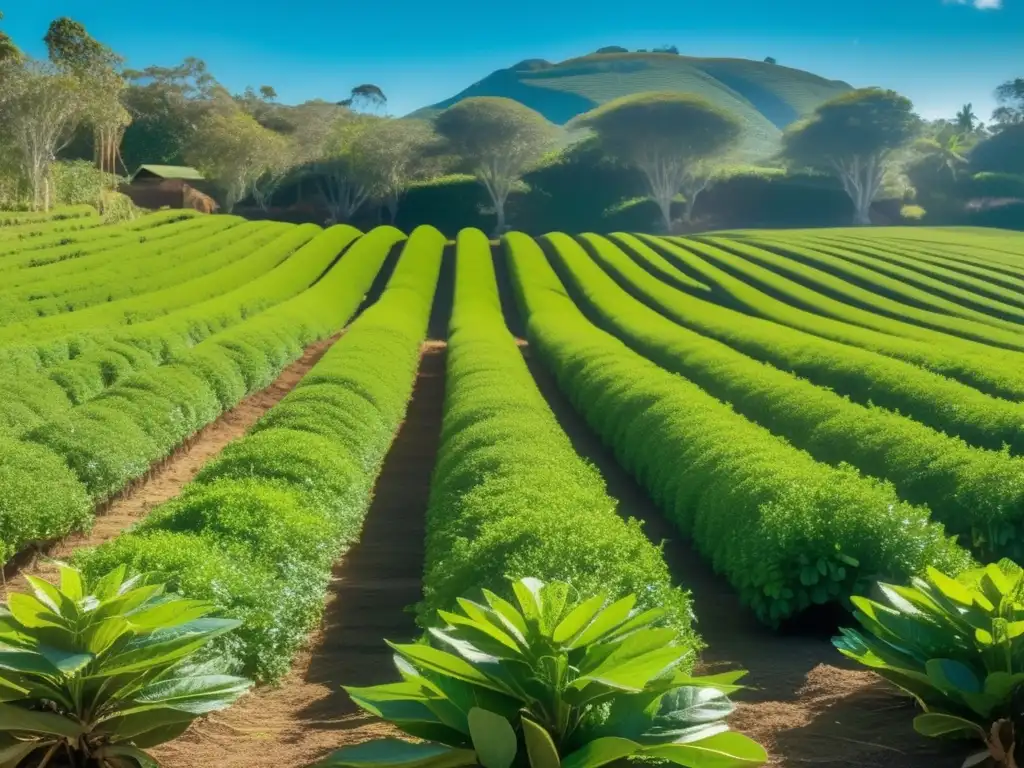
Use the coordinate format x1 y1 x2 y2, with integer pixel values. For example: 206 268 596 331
506 231 972 626
77 225 446 681
419 228 699 654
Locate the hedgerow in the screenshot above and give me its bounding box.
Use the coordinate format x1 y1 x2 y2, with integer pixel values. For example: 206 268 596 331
580 234 1024 454
547 233 1024 563
506 231 972 626
704 236 1024 352
628 235 1024 401
0 226 400 566
753 233 1024 327
419 228 699 653
77 225 446 681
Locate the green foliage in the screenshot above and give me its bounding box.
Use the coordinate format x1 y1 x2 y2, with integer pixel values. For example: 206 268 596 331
326 576 766 768
77 226 445 681
421 228 699 653
835 560 1024 766
0 563 251 766
505 231 972 626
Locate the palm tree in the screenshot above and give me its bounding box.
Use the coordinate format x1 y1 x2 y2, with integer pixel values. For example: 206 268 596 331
955 103 978 134
914 125 970 180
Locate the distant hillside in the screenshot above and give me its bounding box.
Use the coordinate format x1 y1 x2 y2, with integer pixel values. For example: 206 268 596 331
408 52 853 161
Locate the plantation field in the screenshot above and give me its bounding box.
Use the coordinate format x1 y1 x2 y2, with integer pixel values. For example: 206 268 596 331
2 207 1024 767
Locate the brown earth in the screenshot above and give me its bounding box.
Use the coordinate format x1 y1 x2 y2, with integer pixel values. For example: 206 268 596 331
521 344 969 768
0 335 338 597
154 342 446 768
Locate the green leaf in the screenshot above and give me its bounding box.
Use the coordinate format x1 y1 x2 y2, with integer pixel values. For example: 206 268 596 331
913 713 986 739
131 674 252 713
569 595 636 649
468 708 517 768
481 591 529 639
0 739 47 767
561 737 639 768
643 731 768 767
925 659 982 696
0 702 85 738
84 616 132 656
388 643 509 694
97 618 241 676
6 593 65 630
36 645 94 676
95 744 159 768
575 646 689 695
523 718 560 768
647 687 736 739
553 594 607 645
57 565 85 604
322 739 478 768
513 578 547 628
91 564 128 601
126 598 214 631
0 649 63 681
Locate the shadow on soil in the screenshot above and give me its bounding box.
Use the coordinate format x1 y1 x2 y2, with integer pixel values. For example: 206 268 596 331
294 346 446 739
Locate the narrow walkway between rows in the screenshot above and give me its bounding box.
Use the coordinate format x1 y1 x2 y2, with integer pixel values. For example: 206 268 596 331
156 343 446 768
1 335 339 597
521 343 959 768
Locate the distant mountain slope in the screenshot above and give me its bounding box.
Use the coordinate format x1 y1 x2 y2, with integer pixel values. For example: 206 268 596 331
408 53 853 161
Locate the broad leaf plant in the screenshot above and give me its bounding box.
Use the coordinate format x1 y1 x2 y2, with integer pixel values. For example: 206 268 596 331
0 563 251 767
322 577 767 768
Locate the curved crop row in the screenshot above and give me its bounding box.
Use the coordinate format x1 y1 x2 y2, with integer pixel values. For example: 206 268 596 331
762 233 1024 323
420 228 699 652
548 233 1024 563
627 235 1024 401
706 236 1024 351
0 205 97 227
808 234 1024 308
506 231 971 626
77 225 446 682
0 226 404 566
581 234 1024 454
0 209 197 265
0 224 360 427
0 221 276 325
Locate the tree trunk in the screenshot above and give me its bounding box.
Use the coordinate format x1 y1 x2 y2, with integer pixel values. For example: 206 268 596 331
493 200 507 238
656 196 672 233
683 195 697 224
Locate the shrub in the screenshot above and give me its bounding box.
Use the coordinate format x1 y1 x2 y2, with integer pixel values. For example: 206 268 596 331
835 560 1024 768
325 577 766 768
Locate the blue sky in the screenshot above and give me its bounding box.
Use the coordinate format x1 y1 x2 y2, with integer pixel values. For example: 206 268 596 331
5 0 1020 122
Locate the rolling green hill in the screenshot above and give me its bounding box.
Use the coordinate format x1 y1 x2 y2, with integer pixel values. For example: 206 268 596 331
408 52 853 161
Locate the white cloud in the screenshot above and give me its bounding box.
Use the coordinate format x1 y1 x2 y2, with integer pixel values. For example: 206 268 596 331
945 0 1002 8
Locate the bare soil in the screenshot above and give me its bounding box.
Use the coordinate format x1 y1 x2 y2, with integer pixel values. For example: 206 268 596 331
154 343 446 768
521 344 968 768
1 336 338 597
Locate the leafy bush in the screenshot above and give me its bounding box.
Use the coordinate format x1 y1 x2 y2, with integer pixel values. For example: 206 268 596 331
505 231 972 626
325 577 766 768
77 226 445 681
0 563 251 767
835 560 1024 767
422 228 698 651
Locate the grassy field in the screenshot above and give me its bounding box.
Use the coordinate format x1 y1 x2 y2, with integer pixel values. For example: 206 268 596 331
408 52 852 159
1 207 1023 767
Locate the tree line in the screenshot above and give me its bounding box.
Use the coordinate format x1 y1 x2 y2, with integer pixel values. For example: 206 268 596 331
1 13 1022 233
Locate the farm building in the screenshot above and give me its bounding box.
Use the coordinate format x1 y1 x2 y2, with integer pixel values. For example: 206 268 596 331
120 165 219 213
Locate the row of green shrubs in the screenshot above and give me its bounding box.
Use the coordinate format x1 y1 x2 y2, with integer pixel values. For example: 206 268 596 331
0 225 360 433
745 234 1024 338
803 233 1024 317
651 236 1024 401
0 226 401 567
419 228 700 654
548 233 1024 563
77 225 446 681
0 204 98 227
0 219 266 325
0 208 204 265
707 236 1024 353
506 231 972 626
583 234 1024 454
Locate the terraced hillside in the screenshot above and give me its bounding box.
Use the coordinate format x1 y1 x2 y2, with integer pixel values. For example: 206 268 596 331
2 206 1023 768
408 52 853 159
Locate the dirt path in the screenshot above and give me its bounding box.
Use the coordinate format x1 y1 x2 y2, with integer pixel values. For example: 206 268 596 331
155 343 446 768
1 336 338 597
521 344 965 768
